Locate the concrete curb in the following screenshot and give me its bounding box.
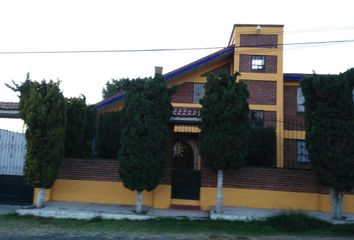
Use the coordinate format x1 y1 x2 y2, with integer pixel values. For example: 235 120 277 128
16 208 156 221
210 213 264 221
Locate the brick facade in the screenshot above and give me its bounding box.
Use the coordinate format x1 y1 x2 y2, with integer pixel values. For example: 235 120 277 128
171 82 194 103
58 159 172 185
239 55 277 73
284 139 312 169
240 34 278 48
264 111 277 129
57 159 354 195
58 159 121 181
243 80 277 105
201 166 320 193
284 86 305 130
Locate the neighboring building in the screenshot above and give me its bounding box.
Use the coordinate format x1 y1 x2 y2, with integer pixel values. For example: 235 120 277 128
0 102 19 118
0 102 33 204
37 24 354 213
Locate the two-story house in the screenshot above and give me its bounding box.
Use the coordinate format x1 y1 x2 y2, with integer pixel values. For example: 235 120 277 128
42 24 354 213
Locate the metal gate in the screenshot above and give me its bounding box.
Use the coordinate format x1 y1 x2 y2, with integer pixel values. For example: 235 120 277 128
0 129 33 204
171 138 201 200
171 169 201 200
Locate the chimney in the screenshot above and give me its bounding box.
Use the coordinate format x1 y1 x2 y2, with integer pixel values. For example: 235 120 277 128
154 66 163 75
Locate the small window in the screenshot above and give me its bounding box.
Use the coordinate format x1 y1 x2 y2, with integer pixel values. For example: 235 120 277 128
297 141 310 163
251 56 265 70
250 111 264 128
297 87 305 112
193 83 205 104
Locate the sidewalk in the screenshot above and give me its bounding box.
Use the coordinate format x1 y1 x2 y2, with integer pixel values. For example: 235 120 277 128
13 201 354 224
16 201 208 220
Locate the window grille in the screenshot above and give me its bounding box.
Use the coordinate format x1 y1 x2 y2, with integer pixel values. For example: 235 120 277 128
251 56 265 70
297 87 305 112
297 141 310 162
193 83 205 104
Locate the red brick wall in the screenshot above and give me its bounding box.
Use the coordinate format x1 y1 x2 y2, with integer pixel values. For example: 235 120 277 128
284 85 305 130
58 159 120 181
239 55 277 73
264 111 277 129
240 34 278 48
171 82 194 103
58 159 354 195
58 159 171 184
201 166 320 193
284 139 312 169
244 80 276 105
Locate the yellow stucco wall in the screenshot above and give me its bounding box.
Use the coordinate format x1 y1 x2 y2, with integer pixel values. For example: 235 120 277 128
36 181 354 214
200 187 354 213
33 188 52 204
35 180 171 209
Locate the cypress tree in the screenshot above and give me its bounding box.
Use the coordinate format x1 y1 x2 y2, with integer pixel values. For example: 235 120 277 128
65 96 87 158
118 74 173 213
96 111 121 159
200 72 250 214
301 69 354 219
8 75 66 208
65 96 96 158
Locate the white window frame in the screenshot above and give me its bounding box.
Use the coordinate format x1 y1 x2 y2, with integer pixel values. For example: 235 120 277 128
297 141 310 163
251 56 265 70
193 83 205 104
297 87 305 112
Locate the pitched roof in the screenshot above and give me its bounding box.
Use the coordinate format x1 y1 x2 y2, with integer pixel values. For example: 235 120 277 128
95 46 234 109
0 102 19 111
164 46 234 80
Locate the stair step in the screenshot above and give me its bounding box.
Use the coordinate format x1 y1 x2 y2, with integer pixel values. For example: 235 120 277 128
170 204 201 211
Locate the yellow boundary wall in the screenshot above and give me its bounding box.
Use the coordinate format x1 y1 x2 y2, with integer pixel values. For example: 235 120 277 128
35 179 354 214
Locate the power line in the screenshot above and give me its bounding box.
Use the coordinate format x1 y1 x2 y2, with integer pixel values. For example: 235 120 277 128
0 39 353 55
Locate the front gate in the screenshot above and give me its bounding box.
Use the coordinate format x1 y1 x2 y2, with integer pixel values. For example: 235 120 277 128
171 139 201 200
171 169 200 200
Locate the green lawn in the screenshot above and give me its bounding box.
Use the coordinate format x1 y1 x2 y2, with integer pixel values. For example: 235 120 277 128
0 213 353 239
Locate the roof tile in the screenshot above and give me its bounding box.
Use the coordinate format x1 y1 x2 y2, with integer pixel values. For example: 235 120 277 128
0 102 19 111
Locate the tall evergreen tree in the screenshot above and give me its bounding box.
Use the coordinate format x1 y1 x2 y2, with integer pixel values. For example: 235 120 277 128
301 69 354 219
96 111 121 159
7 74 66 208
102 78 129 99
65 96 87 158
118 74 173 213
65 96 96 158
200 72 250 214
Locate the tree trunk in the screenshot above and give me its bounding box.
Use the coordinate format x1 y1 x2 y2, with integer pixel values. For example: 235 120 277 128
136 191 143 213
36 188 45 208
216 169 224 214
330 187 344 219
